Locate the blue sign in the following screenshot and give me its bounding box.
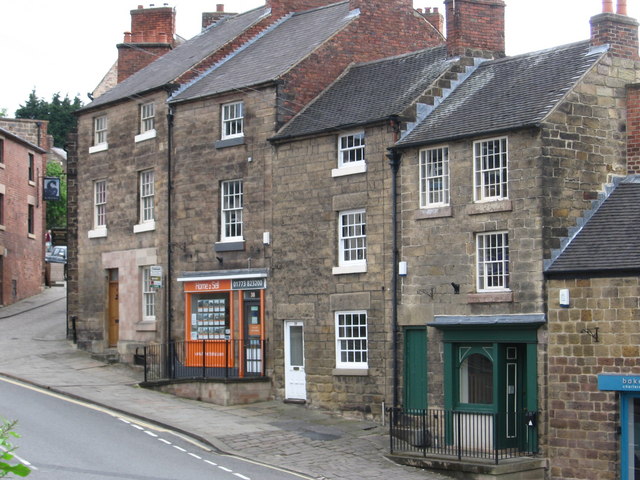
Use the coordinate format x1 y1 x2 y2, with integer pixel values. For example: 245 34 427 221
598 374 640 391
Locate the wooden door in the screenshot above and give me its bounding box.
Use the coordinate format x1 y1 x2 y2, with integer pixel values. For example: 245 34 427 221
108 270 119 347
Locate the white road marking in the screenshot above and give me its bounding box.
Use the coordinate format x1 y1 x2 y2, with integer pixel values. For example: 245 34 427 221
219 466 233 472
173 445 187 452
233 473 251 479
188 452 202 459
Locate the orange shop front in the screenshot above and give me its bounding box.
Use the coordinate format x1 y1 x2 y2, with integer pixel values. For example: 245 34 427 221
178 270 267 377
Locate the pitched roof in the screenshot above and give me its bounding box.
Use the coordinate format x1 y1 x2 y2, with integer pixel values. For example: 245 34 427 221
546 177 640 274
272 46 453 140
79 6 269 111
397 41 606 148
170 2 355 104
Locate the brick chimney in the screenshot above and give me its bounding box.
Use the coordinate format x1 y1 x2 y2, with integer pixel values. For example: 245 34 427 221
444 0 505 58
418 7 445 36
202 4 236 30
266 0 334 18
117 5 177 83
591 0 639 59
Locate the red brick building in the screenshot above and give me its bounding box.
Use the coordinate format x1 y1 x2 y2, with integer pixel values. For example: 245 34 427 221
0 119 48 305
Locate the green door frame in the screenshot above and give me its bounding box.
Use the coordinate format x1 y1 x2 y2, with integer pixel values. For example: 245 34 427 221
439 324 540 453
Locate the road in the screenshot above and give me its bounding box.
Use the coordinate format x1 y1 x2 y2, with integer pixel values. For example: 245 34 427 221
0 376 310 479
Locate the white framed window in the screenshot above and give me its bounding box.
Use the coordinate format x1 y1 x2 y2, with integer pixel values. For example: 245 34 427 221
221 102 244 140
135 103 156 142
140 103 155 133
338 209 366 268
420 146 449 207
94 115 107 145
142 266 156 321
335 311 368 369
94 180 107 228
140 170 154 223
338 132 365 167
474 137 508 202
221 179 243 241
476 231 509 292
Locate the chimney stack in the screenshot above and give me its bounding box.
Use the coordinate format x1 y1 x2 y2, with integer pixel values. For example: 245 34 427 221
202 4 237 30
444 0 505 58
117 5 176 83
421 6 445 36
266 0 333 18
590 0 639 59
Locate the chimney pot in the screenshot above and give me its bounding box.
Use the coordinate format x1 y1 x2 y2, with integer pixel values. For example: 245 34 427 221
603 0 614 13
425 7 431 13
434 7 438 13
618 0 627 15
217 4 224 12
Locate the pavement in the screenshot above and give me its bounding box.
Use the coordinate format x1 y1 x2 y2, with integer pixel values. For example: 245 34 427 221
0 286 450 480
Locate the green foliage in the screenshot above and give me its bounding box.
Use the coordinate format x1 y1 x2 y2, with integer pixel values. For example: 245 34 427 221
0 108 6 118
0 419 30 478
15 89 83 148
46 162 67 229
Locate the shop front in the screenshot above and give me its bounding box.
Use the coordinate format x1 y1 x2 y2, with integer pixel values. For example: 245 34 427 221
177 269 268 378
599 374 640 479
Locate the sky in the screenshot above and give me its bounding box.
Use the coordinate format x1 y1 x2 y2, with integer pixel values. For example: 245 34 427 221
2 0 639 116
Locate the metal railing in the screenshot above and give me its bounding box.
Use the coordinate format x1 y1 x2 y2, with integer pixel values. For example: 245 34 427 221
388 407 538 464
142 339 267 382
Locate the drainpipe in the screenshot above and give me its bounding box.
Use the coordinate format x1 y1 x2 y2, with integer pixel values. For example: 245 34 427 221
166 105 174 349
386 137 402 409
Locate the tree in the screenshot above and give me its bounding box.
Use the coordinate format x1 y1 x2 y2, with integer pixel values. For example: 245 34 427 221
0 419 30 477
45 161 67 229
0 108 6 118
15 90 83 148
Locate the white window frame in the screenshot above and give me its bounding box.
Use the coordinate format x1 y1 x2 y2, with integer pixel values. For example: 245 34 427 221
135 103 157 142
89 180 107 238
221 179 243 242
142 266 156 321
476 231 509 292
221 102 244 140
474 137 508 202
90 115 108 153
332 209 366 274
420 146 449 208
134 170 155 233
335 311 368 369
333 132 366 177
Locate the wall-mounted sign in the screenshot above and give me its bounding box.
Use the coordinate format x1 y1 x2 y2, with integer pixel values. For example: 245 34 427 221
598 374 640 391
43 177 61 201
150 265 163 288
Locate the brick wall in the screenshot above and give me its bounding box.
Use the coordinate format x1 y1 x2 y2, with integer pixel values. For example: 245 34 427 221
277 0 445 125
444 0 505 57
546 276 640 480
0 128 46 305
627 84 640 173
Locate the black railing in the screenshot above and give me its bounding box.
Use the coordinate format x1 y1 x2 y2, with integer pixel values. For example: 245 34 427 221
143 339 267 382
388 408 538 464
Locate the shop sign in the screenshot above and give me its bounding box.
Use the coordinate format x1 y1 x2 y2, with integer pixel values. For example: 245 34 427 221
598 374 640 391
231 278 266 290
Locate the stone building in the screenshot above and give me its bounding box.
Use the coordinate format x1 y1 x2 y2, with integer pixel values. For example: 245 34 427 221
0 119 48 305
70 0 445 373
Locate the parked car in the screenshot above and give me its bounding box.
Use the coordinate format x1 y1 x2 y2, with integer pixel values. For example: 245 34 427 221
45 245 67 264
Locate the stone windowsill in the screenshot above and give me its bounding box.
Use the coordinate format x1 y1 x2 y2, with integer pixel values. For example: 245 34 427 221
467 291 513 303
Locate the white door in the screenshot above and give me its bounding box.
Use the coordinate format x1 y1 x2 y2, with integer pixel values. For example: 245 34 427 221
284 321 306 401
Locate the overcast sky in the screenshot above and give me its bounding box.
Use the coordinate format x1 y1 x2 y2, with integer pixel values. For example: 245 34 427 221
2 0 638 116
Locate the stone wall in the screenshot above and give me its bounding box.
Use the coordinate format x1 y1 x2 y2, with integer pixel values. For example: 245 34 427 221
546 275 640 480
271 123 393 416
74 90 168 352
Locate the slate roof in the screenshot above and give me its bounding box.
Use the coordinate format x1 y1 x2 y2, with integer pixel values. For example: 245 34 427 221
170 2 356 103
546 177 640 274
79 6 269 111
397 41 607 148
271 45 453 140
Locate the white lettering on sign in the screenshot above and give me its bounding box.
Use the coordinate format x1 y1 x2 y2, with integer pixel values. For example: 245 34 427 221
196 281 220 290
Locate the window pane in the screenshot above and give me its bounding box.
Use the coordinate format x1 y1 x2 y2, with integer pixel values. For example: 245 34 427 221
420 147 449 207
222 102 244 139
460 353 493 404
477 232 509 291
338 132 365 167
474 138 507 201
339 210 366 265
335 312 367 368
221 180 243 240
